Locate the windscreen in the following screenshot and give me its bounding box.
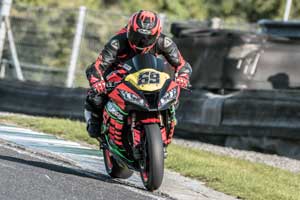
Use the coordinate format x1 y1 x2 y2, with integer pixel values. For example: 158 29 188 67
126 54 165 72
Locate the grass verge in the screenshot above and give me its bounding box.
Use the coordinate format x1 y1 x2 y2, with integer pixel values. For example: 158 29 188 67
0 114 299 200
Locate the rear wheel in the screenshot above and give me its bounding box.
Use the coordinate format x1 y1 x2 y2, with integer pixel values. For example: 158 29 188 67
103 148 133 179
140 124 164 191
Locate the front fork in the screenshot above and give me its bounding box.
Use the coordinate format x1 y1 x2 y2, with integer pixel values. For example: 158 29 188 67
130 108 176 159
131 112 161 148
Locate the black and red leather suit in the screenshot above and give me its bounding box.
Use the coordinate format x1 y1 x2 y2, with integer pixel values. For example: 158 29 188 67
85 27 192 113
86 27 192 88
84 24 192 150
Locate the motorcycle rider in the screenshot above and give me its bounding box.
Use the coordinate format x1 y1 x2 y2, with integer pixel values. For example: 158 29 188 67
84 10 192 149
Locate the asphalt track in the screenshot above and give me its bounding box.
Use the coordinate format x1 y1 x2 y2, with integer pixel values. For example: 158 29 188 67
0 124 237 200
0 144 159 200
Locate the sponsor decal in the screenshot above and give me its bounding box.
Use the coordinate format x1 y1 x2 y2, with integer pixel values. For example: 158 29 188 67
164 37 172 48
106 101 123 120
122 63 132 71
110 39 120 50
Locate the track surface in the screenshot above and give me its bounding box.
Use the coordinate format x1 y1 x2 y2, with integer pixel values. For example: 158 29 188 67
0 124 237 200
0 144 157 200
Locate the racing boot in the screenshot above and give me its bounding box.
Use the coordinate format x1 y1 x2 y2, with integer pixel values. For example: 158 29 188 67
163 144 168 158
84 109 101 138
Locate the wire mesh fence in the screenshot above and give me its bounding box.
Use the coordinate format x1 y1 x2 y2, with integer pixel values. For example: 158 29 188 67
1 3 258 88
4 5 77 85
76 9 129 87
2 4 130 87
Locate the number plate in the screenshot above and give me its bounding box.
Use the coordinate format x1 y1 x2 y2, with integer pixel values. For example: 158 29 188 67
137 71 160 85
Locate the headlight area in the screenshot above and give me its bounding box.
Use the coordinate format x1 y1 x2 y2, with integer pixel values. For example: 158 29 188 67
119 89 147 107
159 87 178 108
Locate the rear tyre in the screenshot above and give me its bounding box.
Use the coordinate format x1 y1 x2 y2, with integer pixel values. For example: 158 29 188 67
103 149 133 179
140 124 164 191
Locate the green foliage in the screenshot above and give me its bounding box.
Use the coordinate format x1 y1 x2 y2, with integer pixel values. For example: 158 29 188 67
15 0 102 9
14 0 300 22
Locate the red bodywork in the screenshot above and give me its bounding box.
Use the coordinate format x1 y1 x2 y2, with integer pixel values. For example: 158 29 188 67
104 74 179 148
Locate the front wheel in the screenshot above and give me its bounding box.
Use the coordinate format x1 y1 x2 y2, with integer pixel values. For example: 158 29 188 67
103 148 133 179
140 124 164 191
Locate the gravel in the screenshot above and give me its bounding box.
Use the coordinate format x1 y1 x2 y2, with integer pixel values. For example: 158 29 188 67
173 138 300 173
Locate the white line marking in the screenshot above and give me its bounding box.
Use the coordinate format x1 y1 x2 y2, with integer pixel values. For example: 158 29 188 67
0 126 47 135
0 135 88 148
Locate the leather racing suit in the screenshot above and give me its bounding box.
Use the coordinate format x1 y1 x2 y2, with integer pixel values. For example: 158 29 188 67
85 27 192 146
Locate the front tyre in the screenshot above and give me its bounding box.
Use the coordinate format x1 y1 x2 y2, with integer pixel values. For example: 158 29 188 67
140 124 164 191
103 148 133 179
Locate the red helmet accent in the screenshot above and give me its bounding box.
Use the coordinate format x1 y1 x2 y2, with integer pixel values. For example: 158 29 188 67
127 10 162 54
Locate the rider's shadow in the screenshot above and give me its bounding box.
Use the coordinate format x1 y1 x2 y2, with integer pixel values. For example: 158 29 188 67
0 154 111 182
0 154 157 192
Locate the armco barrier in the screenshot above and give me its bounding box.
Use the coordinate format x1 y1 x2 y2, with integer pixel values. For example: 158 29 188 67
0 79 86 119
1 79 300 158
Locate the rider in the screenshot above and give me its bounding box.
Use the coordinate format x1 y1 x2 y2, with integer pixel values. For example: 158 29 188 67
84 10 192 149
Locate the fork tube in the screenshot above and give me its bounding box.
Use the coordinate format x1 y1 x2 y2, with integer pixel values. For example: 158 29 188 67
158 112 164 126
131 112 136 143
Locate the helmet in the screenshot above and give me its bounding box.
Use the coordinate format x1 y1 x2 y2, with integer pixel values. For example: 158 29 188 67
127 10 162 54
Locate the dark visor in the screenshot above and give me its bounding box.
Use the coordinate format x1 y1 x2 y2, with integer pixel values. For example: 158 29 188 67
128 27 158 48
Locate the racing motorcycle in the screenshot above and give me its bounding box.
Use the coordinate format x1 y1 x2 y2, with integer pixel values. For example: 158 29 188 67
99 54 180 191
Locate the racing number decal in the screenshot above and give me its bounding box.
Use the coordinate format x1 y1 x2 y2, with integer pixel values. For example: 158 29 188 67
138 71 160 85
149 72 160 84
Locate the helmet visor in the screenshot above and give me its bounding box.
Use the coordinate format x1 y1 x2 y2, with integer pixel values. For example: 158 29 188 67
128 27 158 49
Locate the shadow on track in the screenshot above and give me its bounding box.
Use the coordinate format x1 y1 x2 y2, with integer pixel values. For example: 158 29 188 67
0 154 113 182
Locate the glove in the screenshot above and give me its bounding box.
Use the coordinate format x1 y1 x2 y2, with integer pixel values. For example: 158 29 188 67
89 73 106 94
176 73 190 89
92 80 106 94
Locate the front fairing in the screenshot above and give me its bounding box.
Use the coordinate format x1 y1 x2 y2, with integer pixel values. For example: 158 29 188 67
109 54 179 112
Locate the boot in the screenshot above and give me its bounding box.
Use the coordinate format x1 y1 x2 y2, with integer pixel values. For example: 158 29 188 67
163 144 168 158
84 109 101 138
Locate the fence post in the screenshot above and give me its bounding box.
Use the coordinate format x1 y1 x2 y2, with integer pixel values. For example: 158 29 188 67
0 0 10 64
66 6 86 88
211 17 222 29
0 62 6 78
0 22 6 67
6 17 24 80
284 0 293 21
0 0 24 81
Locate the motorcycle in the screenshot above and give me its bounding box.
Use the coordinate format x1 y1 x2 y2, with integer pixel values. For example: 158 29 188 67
99 54 180 191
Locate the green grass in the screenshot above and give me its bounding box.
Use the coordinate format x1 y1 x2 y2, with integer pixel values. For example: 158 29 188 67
0 115 97 146
1 114 300 200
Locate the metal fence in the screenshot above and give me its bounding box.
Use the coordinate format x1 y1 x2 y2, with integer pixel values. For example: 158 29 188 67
0 3 257 88
2 4 130 87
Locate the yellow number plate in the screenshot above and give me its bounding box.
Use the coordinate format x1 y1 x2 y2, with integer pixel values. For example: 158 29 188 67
125 68 170 91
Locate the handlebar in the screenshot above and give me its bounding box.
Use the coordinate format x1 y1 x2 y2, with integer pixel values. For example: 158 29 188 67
92 77 192 96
